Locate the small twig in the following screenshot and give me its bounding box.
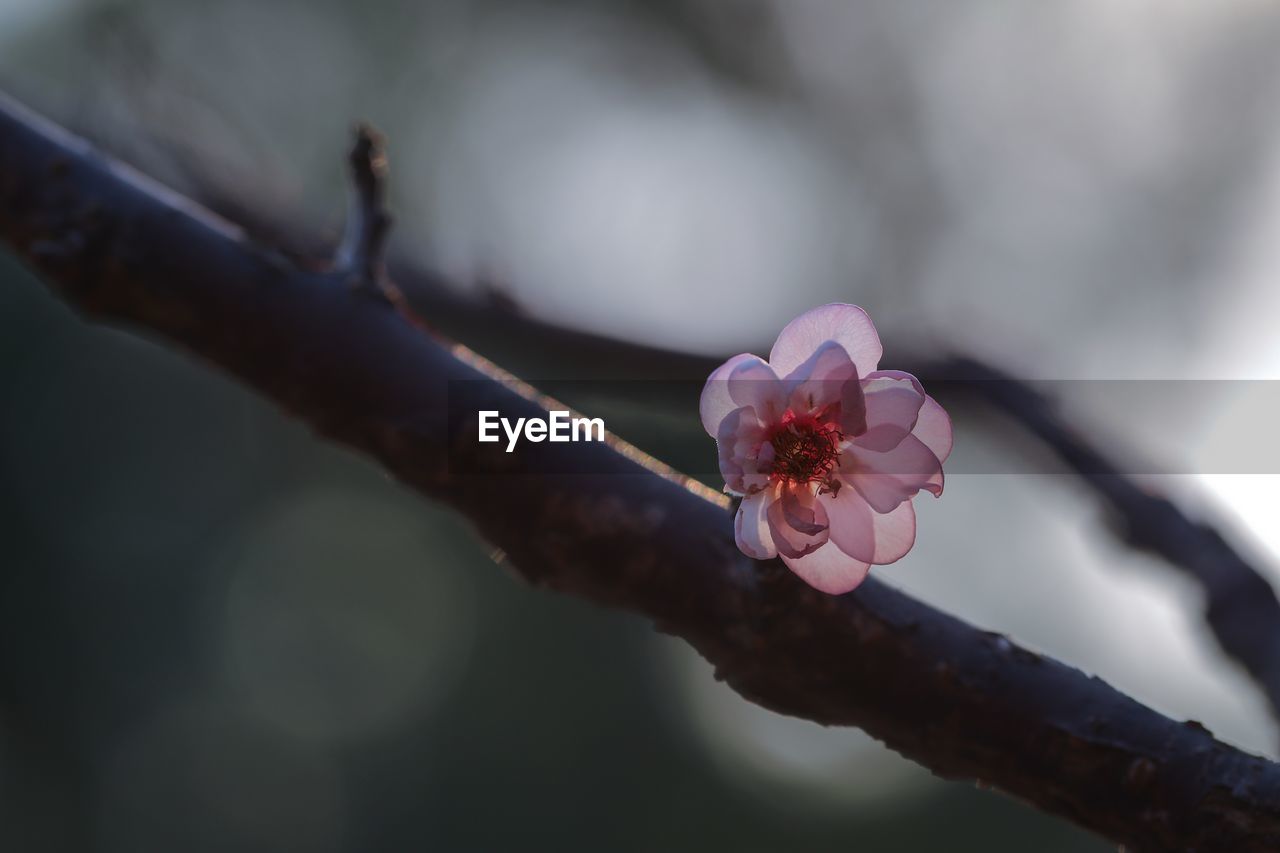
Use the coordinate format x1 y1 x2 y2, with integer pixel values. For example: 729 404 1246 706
334 123 393 295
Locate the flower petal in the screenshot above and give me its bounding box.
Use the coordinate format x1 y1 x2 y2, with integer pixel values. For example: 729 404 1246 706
818 489 917 565
728 357 784 422
715 407 773 495
855 372 926 452
769 303 883 379
816 487 876 563
843 434 944 513
786 344 868 437
735 490 778 560
700 354 762 436
781 542 872 595
913 395 954 464
743 442 775 494
782 338 854 403
715 408 747 492
869 500 916 564
780 484 828 535
767 488 830 559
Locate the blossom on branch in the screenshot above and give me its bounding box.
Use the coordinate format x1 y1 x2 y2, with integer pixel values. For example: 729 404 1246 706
700 304 953 594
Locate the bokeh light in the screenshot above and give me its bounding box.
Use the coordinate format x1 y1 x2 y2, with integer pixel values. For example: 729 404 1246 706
218 489 476 743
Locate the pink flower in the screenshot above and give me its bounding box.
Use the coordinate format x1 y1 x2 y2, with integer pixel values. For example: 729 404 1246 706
700 304 952 594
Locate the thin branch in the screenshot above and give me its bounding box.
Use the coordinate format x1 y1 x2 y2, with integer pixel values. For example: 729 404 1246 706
921 357 1280 730
3 92 1280 850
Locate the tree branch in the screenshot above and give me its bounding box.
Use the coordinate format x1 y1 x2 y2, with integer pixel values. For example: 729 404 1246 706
3 92 1280 850
921 357 1280 732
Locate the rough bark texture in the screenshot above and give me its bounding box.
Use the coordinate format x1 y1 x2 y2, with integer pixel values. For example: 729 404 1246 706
4 93 1280 851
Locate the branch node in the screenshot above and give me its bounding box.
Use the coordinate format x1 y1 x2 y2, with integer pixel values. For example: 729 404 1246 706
334 122 393 299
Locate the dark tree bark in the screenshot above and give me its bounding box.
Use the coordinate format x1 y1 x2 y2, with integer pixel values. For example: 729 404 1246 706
3 93 1280 851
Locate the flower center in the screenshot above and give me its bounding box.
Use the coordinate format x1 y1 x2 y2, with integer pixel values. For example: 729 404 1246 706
769 417 842 485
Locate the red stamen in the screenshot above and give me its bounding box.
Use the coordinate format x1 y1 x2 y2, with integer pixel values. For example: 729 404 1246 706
768 416 842 485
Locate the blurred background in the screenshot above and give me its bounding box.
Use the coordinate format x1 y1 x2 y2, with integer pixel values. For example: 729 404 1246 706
5 0 1280 849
